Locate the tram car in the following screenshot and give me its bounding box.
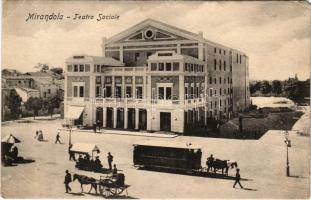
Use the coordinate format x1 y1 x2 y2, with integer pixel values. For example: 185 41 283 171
133 140 202 171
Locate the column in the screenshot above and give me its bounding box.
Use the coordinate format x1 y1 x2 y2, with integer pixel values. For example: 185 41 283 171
177 43 181 54
147 109 151 131
113 107 117 128
179 75 184 105
135 108 139 130
133 76 136 98
119 45 124 62
112 76 115 98
124 107 128 129
147 75 152 103
121 76 125 98
143 76 147 99
103 107 107 128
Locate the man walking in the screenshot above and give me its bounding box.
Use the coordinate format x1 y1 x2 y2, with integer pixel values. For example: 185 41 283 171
107 152 113 170
233 168 243 189
68 144 75 161
64 170 72 193
55 132 61 144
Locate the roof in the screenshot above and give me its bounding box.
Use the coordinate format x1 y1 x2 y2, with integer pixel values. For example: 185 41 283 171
105 18 245 54
148 51 204 64
32 77 54 85
70 143 100 154
16 86 39 92
66 55 125 67
133 140 201 150
24 72 53 77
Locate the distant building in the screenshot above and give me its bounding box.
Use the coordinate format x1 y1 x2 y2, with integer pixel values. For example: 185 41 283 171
64 19 250 133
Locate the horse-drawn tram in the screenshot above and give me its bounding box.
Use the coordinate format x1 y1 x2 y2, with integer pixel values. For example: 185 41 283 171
133 140 238 176
133 141 202 172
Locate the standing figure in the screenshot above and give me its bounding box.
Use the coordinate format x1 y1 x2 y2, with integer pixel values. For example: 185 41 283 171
233 168 243 188
112 164 118 177
38 130 44 141
34 131 39 139
107 152 113 170
64 170 72 193
97 120 101 132
93 123 97 133
68 144 75 161
55 132 62 144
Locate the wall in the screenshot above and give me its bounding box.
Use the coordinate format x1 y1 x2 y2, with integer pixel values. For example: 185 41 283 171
66 76 90 97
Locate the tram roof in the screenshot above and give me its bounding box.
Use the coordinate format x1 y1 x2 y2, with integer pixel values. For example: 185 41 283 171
133 140 201 150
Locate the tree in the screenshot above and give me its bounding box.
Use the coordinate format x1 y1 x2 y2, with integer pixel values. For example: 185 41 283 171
24 97 43 119
260 81 271 94
5 89 22 119
43 95 61 118
34 63 49 73
284 78 304 102
271 80 282 94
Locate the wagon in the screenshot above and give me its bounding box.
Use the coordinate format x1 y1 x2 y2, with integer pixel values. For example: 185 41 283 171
98 173 130 197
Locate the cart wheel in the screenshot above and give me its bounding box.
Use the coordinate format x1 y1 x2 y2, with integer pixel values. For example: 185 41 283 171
109 186 125 196
99 185 110 197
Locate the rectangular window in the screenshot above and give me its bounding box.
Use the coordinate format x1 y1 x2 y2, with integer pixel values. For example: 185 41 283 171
190 87 194 98
214 48 217 53
126 86 132 98
214 78 217 84
85 64 90 72
151 63 157 71
219 49 221 54
101 65 105 72
67 65 73 72
74 65 78 72
135 52 140 62
166 63 172 71
210 89 213 96
219 60 222 71
136 86 143 99
224 50 226 55
105 86 112 97
96 65 100 72
185 87 188 99
158 63 164 71
96 76 101 84
224 78 226 84
158 87 164 99
73 86 78 97
224 61 226 71
240 55 242 64
220 99 222 106
166 87 172 100
190 64 194 72
237 54 239 63
96 86 101 97
219 77 222 84
48 89 51 94
214 59 217 70
115 86 122 98
173 62 179 71
230 66 232 72
79 64 84 72
79 86 84 97
214 89 217 95
209 77 212 84
220 88 222 95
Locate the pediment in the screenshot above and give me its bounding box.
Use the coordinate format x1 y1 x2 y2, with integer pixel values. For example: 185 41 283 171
105 19 204 45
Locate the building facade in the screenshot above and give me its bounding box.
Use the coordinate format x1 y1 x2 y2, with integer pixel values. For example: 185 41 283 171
64 19 250 133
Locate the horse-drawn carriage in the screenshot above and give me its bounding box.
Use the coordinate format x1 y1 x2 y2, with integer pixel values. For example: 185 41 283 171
73 173 130 197
133 141 238 176
70 143 105 173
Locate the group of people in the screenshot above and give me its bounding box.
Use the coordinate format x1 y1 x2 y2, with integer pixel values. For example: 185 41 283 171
1 145 19 165
34 130 44 141
73 151 115 172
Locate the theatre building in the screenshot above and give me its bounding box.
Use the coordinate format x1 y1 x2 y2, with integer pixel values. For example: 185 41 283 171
64 18 250 134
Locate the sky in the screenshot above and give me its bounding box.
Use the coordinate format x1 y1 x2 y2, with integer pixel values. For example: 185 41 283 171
2 1 311 80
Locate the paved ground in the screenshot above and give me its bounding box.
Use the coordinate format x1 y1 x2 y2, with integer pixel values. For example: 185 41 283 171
1 109 309 198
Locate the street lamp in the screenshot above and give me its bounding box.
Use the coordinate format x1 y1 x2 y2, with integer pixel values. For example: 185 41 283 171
284 131 291 176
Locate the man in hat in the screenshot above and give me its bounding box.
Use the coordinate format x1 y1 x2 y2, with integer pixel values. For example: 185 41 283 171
64 170 72 193
68 144 75 161
55 132 62 144
107 152 113 170
233 168 243 188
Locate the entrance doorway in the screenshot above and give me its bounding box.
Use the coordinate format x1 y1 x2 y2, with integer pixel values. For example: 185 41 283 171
117 109 124 129
128 108 135 129
106 108 113 128
96 107 103 127
160 112 171 132
139 109 147 130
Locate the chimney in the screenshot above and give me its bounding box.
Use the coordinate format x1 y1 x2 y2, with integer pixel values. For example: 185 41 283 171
198 31 203 38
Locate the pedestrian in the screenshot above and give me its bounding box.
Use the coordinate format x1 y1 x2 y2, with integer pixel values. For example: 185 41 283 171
34 131 39 139
93 123 97 133
68 144 75 161
233 168 243 189
64 170 72 193
97 120 101 132
55 132 61 144
107 152 113 170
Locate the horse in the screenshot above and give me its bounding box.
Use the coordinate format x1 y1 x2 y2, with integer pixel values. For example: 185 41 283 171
206 159 238 175
72 174 98 194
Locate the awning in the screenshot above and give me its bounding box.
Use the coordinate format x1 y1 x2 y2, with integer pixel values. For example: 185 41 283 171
65 106 85 119
70 143 100 155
